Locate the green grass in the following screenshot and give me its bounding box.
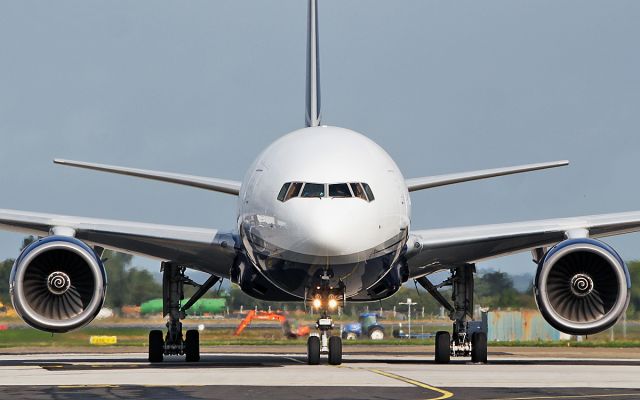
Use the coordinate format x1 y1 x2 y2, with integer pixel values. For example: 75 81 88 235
3 322 640 348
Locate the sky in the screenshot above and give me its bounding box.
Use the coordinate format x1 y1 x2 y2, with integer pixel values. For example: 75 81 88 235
1 0 639 277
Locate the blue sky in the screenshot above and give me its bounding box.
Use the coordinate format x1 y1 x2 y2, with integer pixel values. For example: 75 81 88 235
1 0 639 275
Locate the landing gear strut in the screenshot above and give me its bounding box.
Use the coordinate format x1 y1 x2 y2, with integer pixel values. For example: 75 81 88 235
306 278 343 365
148 261 219 363
416 264 487 364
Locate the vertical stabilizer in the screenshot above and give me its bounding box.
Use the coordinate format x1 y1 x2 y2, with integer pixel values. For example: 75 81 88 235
305 0 321 127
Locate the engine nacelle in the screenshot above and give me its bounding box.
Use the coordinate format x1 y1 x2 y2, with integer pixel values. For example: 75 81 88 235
534 238 630 335
10 236 107 333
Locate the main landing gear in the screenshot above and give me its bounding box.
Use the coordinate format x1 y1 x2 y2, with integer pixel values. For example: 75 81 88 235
148 262 220 363
416 264 488 364
306 279 343 365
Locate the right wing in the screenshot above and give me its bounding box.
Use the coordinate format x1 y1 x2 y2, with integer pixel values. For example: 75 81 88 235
0 208 238 278
54 159 242 195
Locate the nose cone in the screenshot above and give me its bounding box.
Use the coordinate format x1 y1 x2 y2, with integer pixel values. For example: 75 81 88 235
290 200 376 257
302 211 351 255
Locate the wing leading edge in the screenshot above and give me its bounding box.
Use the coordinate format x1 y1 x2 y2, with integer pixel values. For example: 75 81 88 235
0 208 238 278
54 159 242 195
406 211 640 278
405 160 569 192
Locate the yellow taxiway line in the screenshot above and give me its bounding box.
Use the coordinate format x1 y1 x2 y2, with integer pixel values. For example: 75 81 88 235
366 368 454 400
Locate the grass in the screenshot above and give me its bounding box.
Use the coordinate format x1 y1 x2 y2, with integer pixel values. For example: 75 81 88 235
2 316 640 348
4 325 640 348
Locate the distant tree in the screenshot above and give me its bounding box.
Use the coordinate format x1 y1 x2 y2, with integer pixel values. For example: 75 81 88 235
101 250 161 310
475 270 535 309
0 258 13 304
0 236 36 305
123 267 162 306
20 235 37 251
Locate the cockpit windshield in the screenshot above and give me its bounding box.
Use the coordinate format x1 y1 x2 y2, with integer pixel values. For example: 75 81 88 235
277 182 374 202
349 183 367 200
329 183 351 198
284 182 303 201
301 183 325 198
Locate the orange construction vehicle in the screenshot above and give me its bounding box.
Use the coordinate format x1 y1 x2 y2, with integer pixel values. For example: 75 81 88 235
234 310 311 338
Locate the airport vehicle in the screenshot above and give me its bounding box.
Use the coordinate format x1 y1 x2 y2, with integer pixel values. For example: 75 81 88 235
342 313 385 340
234 310 310 338
1 0 640 366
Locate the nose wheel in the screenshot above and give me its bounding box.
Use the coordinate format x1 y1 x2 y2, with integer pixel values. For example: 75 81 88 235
307 336 321 365
305 275 344 365
328 335 342 365
306 328 343 365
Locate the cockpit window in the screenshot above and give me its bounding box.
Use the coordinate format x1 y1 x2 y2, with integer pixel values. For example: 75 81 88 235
278 181 374 201
301 183 325 198
329 183 352 198
277 182 291 201
349 183 367 200
284 182 303 201
362 183 375 201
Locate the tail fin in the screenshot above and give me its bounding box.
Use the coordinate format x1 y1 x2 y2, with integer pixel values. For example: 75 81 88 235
305 0 321 127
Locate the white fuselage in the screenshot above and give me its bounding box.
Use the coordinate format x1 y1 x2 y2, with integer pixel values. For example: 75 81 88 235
237 126 411 300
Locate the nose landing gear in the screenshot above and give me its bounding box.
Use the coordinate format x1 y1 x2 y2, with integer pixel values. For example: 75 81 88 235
306 281 344 365
307 312 343 365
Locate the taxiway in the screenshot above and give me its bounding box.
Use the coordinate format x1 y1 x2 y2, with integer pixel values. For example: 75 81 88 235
0 348 639 399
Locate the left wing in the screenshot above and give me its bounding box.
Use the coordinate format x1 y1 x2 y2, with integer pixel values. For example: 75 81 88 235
405 160 568 192
406 211 640 278
0 208 238 277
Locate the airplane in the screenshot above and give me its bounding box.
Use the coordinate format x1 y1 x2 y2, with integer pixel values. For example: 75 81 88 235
1 0 639 365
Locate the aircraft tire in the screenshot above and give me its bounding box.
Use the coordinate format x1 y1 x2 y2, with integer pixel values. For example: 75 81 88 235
328 336 342 365
185 329 200 362
471 332 487 364
434 331 450 364
307 336 321 365
149 330 164 363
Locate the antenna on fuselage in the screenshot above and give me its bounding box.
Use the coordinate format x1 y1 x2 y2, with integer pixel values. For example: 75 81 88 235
305 0 321 127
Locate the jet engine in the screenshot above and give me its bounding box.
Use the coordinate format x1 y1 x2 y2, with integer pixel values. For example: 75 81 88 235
534 238 630 335
10 236 107 333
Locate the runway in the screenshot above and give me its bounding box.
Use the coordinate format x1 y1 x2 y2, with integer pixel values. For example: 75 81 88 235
1 350 640 399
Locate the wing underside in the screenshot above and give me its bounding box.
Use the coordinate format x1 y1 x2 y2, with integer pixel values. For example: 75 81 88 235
406 211 640 278
0 208 238 278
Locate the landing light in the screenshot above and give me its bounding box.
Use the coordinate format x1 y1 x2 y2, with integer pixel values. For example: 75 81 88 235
312 298 322 309
328 298 338 309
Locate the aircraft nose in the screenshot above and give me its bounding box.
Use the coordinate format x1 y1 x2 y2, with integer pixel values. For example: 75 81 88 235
294 201 372 256
304 213 346 254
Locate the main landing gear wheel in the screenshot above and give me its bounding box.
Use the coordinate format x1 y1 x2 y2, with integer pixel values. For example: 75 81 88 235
185 329 200 362
307 336 321 365
434 331 450 364
149 330 164 363
328 336 342 365
471 331 487 364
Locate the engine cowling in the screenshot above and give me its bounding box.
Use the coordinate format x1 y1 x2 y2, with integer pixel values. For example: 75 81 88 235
534 238 630 335
10 236 107 333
